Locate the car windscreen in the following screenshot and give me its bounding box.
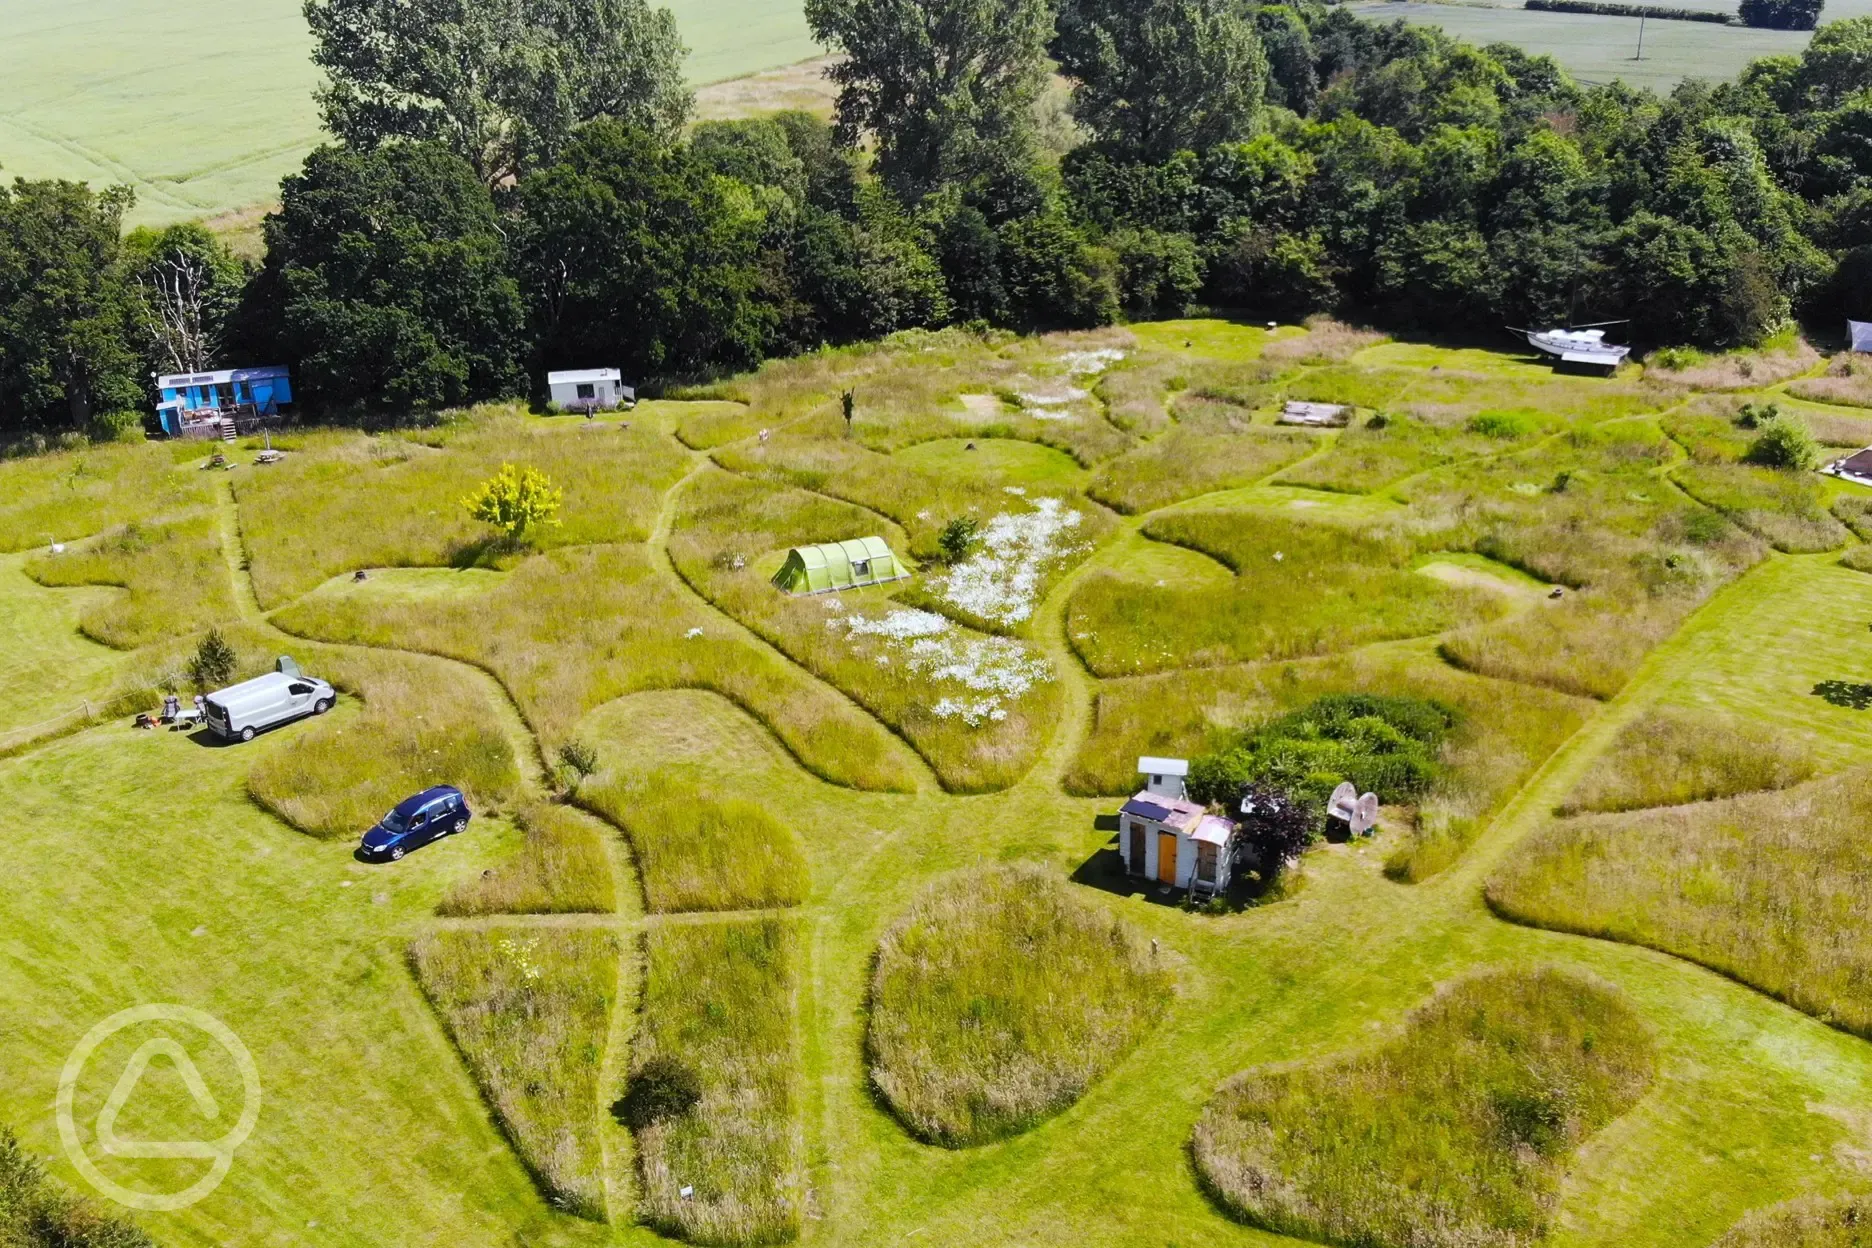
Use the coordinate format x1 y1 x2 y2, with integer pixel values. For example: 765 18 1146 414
380 811 409 833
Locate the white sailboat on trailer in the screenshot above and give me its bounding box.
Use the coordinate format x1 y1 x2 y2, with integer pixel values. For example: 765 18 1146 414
1507 320 1632 369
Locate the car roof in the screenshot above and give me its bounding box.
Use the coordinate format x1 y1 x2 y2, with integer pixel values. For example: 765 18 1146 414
393 786 462 815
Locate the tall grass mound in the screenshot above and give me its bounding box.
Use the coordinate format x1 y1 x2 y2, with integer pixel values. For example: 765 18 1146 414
1088 418 1316 513
1188 692 1454 818
578 777 808 913
868 866 1172 1147
1713 1195 1872 1246
1069 510 1501 676
632 917 803 1245
1558 707 1816 815
273 543 922 792
1193 967 1655 1248
25 514 235 648
438 801 616 916
410 928 621 1220
0 441 210 552
670 466 1060 792
1789 355 1872 410
0 1125 154 1245
1488 769 1872 1040
233 410 690 607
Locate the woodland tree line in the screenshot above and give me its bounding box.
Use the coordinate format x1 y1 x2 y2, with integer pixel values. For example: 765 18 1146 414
2 0 1871 435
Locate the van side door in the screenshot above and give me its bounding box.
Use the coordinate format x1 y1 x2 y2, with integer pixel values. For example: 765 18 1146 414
286 681 314 716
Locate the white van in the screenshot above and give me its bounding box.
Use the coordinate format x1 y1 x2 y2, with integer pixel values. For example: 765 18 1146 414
204 661 335 742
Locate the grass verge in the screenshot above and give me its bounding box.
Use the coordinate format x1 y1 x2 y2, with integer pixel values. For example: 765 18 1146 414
1712 1195 1872 1246
24 514 235 649
578 776 808 913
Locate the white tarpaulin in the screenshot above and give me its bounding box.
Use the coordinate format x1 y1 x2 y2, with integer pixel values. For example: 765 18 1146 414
1852 320 1872 353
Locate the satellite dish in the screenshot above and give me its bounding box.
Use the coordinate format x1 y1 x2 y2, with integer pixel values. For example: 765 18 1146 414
1327 782 1358 823
1353 793 1380 837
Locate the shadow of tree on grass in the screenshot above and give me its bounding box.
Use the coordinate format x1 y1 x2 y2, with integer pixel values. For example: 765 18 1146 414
1814 680 1872 709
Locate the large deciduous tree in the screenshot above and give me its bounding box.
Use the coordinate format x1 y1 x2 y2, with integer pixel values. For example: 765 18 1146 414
304 0 691 186
804 0 1055 204
514 121 774 379
255 143 527 413
1051 0 1268 162
0 179 142 434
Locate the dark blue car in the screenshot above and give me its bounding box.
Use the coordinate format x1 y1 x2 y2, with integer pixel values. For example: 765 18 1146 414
359 786 471 861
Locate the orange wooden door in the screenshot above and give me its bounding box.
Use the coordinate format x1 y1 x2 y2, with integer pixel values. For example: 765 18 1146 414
1157 832 1177 884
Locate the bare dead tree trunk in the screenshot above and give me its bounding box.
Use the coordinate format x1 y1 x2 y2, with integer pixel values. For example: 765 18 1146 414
137 253 218 375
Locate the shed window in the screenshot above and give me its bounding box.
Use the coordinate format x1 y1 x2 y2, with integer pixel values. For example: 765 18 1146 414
576 383 596 399
1151 774 1160 784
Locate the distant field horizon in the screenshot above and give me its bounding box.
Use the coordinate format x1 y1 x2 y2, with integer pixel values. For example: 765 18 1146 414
0 0 822 228
1350 0 1867 93
1 0 1861 229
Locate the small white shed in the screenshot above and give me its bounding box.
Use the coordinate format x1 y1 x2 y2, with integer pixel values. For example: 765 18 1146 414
1137 756 1189 801
547 368 636 412
1116 756 1238 897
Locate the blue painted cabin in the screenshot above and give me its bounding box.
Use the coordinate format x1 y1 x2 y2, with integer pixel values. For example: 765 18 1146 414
154 366 293 436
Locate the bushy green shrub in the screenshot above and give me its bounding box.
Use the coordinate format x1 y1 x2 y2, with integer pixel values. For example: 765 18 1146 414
614 1055 703 1129
0 1127 153 1246
1466 409 1540 439
1744 415 1820 471
1188 692 1456 820
1738 0 1824 30
189 626 237 691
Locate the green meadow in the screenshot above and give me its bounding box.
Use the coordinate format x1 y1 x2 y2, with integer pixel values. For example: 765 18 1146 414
0 0 821 227
9 320 1872 1246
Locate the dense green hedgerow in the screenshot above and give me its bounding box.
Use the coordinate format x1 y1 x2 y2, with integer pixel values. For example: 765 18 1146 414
867 866 1173 1147
1193 967 1655 1248
0 1126 153 1246
1525 0 1734 22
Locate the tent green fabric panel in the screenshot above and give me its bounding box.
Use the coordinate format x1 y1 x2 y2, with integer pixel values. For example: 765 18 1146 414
771 537 907 594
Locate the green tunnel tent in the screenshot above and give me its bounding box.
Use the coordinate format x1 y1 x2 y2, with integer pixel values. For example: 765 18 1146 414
772 537 909 594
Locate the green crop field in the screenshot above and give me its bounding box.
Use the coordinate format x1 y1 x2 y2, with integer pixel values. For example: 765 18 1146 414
10 321 1872 1246
0 0 821 228
1348 0 1870 91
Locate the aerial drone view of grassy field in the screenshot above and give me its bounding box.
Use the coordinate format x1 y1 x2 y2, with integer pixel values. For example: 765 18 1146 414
9 319 1872 1245
6 0 1872 1234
